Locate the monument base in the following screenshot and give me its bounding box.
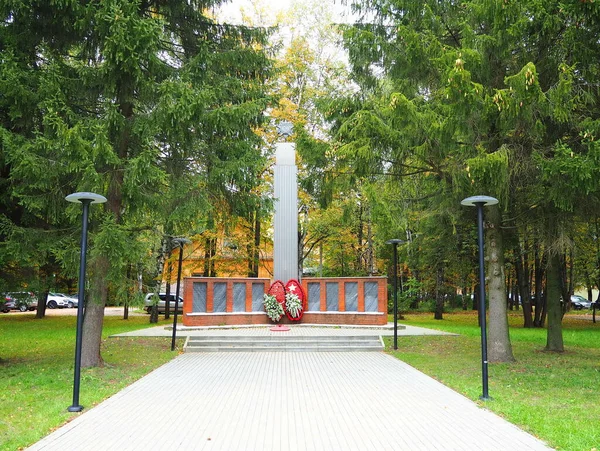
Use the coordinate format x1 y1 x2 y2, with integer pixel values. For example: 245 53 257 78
182 276 388 327
270 324 291 332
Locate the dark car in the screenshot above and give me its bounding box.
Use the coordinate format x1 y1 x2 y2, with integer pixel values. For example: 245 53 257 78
144 293 184 314
3 292 38 312
570 295 592 310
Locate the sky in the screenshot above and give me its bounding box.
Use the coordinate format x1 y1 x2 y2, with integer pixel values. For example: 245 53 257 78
218 0 293 23
214 0 359 71
217 0 356 26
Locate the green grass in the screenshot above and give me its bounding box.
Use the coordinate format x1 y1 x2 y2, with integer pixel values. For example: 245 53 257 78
2 310 599 450
0 312 180 451
390 311 600 451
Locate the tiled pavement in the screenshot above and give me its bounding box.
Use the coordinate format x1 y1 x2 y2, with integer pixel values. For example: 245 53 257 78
111 323 457 338
26 325 552 451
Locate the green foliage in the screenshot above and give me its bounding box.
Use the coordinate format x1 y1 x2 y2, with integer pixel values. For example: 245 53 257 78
399 276 423 309
464 146 510 204
0 0 274 307
327 0 600 328
536 141 600 212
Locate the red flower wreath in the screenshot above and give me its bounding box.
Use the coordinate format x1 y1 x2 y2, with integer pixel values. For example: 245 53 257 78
267 280 286 308
284 279 305 321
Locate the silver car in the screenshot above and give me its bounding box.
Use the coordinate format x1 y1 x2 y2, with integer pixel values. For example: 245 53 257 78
570 295 592 310
3 292 38 312
144 293 184 314
47 293 71 309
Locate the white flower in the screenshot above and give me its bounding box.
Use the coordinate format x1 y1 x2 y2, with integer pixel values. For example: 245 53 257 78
285 293 303 319
263 293 284 322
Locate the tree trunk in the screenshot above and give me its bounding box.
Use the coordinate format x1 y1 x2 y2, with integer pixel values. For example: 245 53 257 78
247 209 260 277
36 267 53 319
36 291 48 319
203 240 211 277
559 253 570 317
485 207 515 362
253 212 261 277
568 250 574 296
434 265 444 320
81 256 109 368
545 251 564 352
366 205 374 275
514 240 534 327
533 244 545 327
150 237 170 324
354 202 364 272
203 236 217 277
123 265 131 320
164 260 172 320
506 271 513 310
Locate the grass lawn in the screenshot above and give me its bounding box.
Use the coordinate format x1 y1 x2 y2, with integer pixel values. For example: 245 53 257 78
0 312 180 451
2 310 599 451
390 311 600 451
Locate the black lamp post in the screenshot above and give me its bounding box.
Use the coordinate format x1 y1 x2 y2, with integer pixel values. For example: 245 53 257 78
171 237 191 351
65 192 107 412
461 195 498 401
386 239 405 350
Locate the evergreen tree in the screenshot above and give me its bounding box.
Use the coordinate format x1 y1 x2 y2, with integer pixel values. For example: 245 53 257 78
0 0 273 366
334 0 600 354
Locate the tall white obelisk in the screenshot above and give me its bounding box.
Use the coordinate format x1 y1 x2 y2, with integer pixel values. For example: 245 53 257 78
273 122 298 282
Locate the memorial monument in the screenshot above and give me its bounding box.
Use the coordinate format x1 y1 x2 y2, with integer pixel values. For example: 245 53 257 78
273 121 298 282
182 121 387 326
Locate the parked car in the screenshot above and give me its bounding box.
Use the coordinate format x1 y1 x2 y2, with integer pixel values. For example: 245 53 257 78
144 293 184 314
47 292 78 309
570 295 592 310
46 293 71 309
3 292 38 312
65 294 78 308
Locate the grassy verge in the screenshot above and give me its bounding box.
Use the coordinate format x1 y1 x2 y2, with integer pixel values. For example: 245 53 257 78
0 312 180 451
390 312 600 451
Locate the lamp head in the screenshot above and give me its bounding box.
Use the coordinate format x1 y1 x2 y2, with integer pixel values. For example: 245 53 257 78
66 192 107 204
171 237 192 248
386 239 406 245
460 195 498 207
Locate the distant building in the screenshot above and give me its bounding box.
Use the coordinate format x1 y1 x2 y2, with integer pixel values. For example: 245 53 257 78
162 226 273 285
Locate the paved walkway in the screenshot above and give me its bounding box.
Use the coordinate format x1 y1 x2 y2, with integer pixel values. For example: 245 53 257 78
27 325 552 451
112 323 457 338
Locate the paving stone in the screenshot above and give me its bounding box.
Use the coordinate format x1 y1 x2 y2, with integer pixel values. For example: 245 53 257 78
27 349 551 450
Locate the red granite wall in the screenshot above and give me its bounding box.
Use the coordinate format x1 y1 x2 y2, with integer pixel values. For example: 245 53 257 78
182 276 388 327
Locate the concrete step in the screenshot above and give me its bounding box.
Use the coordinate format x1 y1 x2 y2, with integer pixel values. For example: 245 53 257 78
189 335 380 343
186 339 380 346
184 335 384 352
184 346 384 352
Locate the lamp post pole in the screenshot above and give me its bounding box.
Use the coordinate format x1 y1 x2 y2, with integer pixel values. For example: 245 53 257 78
386 239 405 350
171 237 191 351
461 195 498 401
65 192 107 412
